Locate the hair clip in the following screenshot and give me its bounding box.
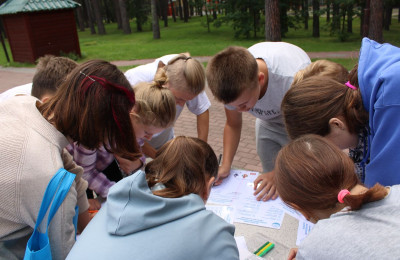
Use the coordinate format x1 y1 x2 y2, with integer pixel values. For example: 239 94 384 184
80 71 96 82
345 81 357 90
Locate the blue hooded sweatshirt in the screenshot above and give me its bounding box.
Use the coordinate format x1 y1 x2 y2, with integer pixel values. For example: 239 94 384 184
358 38 400 186
67 170 239 260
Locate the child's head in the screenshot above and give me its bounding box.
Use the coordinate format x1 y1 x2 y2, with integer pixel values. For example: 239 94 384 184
206 46 259 104
38 59 141 161
275 134 387 221
31 55 78 101
146 136 218 202
155 54 205 106
291 59 349 86
130 81 176 140
282 76 368 149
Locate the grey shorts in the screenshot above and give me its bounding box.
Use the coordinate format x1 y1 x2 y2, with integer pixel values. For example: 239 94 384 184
255 118 289 172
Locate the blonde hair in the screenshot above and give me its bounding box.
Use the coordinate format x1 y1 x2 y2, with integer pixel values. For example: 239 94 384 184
154 54 205 95
292 60 349 86
146 136 218 198
206 46 258 104
132 81 176 129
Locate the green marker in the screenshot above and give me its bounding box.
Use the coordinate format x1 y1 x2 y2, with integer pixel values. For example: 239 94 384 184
258 243 275 257
253 241 270 255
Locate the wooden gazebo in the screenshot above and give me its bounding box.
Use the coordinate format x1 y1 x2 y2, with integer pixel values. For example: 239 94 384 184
0 0 81 63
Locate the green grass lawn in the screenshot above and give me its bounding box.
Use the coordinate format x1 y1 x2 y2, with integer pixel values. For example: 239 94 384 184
0 15 399 69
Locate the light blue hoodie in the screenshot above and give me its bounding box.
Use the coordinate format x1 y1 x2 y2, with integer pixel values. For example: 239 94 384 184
67 170 239 260
358 38 400 186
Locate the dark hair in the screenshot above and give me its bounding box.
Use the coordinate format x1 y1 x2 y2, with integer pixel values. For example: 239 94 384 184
206 46 258 104
282 76 368 139
38 59 141 161
146 136 218 198
275 134 388 213
31 55 78 99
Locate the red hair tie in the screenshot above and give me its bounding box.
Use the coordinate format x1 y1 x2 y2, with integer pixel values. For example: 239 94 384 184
337 189 351 203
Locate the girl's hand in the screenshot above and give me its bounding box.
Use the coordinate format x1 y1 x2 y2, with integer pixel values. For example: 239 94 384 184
88 198 101 211
115 155 143 174
287 248 298 260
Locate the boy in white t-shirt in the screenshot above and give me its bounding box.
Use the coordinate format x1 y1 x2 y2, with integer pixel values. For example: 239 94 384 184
206 42 310 200
124 54 211 157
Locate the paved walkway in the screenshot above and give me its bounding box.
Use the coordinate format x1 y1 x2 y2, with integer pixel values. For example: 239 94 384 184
0 50 359 172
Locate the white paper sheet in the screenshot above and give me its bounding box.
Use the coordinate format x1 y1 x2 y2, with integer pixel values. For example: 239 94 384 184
206 205 235 224
207 169 259 205
234 195 285 229
296 219 314 246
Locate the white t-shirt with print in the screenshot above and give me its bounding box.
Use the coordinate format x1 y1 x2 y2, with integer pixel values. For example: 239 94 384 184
226 42 311 132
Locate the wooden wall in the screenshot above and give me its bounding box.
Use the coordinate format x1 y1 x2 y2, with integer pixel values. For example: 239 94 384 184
2 9 81 63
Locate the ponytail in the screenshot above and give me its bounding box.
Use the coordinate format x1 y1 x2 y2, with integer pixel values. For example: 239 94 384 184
132 81 176 128
339 184 388 210
343 63 369 134
164 54 205 95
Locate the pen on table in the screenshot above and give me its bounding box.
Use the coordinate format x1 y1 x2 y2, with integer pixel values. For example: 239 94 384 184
253 241 270 255
218 154 222 166
257 242 275 257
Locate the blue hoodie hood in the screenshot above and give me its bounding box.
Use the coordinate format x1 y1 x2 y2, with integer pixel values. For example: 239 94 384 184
106 170 206 236
358 38 400 114
357 38 400 186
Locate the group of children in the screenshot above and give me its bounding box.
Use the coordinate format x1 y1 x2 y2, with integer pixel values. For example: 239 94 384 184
0 37 399 260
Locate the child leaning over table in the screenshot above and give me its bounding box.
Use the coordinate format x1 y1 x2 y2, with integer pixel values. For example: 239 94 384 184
66 79 176 212
206 42 310 200
124 53 210 158
282 38 400 187
289 59 368 182
0 60 141 260
275 135 400 260
67 137 239 260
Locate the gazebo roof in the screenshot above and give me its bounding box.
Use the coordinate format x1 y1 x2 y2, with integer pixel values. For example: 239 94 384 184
0 0 79 15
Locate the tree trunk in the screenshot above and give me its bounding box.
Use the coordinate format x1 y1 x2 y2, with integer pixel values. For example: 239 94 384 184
113 0 122 29
91 0 106 34
119 0 131 34
151 0 161 39
326 0 330 22
303 0 308 30
347 3 353 33
170 0 176 22
160 0 168 27
312 0 319 37
183 0 189 22
75 0 85 31
369 0 383 42
85 0 97 34
102 0 113 23
178 0 183 20
362 0 370 37
332 2 340 32
383 3 392 30
265 0 281 41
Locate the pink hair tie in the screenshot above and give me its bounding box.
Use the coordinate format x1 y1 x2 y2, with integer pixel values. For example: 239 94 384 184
337 189 351 203
345 81 357 90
